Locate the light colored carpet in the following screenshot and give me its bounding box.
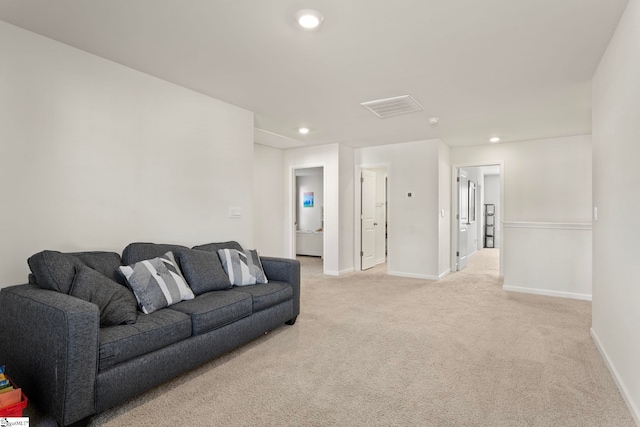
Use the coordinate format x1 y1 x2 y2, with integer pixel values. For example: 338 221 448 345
31 250 634 426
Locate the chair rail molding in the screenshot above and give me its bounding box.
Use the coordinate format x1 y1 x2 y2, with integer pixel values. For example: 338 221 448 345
502 221 592 230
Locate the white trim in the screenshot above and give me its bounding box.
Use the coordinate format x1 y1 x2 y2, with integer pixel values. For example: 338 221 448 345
503 285 592 301
591 329 640 426
468 249 478 259
375 258 386 265
324 268 356 276
388 270 439 281
439 269 451 279
503 221 592 230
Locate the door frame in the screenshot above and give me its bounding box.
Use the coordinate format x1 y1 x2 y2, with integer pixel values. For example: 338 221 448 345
354 163 390 273
457 168 470 271
289 164 326 267
451 161 505 277
360 169 377 270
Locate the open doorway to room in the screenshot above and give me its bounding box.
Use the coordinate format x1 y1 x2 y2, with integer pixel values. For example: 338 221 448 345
452 163 503 276
356 166 388 271
293 167 325 268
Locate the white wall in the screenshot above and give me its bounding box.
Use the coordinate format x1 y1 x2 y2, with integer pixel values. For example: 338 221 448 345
296 174 324 231
0 21 254 287
253 143 285 257
451 135 592 299
356 140 441 279
484 174 501 248
592 0 640 423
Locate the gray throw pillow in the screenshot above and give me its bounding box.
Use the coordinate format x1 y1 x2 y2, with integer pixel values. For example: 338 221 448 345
70 266 138 327
28 250 124 293
217 249 268 286
175 248 231 295
119 252 195 314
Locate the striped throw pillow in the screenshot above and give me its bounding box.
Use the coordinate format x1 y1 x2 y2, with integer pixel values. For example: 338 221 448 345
217 249 268 286
119 251 194 314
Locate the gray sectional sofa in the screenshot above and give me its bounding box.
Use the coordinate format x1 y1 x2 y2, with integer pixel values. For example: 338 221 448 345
0 241 300 426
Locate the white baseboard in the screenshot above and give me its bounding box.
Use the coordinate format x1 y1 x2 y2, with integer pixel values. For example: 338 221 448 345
468 249 478 259
502 285 592 301
439 269 451 279
375 258 386 265
591 329 640 426
388 270 439 281
324 268 355 276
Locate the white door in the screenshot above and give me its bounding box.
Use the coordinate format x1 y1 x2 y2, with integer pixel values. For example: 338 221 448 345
457 169 469 271
361 170 376 270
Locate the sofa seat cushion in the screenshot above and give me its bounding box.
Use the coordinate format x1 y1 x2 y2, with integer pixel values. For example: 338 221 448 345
98 309 191 371
228 281 293 312
170 291 252 335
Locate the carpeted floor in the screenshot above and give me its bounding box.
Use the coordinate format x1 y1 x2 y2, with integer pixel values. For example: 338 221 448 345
30 249 634 426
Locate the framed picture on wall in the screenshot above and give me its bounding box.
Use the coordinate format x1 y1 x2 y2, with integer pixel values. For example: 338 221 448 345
303 192 314 208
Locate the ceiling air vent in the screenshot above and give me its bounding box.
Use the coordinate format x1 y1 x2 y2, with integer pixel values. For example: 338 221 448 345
361 95 424 119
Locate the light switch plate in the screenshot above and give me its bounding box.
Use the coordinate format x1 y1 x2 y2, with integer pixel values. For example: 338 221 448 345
229 207 242 219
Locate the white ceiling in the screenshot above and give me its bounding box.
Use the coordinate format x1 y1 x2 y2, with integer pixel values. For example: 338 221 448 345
0 0 629 149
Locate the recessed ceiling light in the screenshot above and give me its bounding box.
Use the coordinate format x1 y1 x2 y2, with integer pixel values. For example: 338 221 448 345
489 137 501 143
298 127 310 135
296 10 323 30
428 117 440 125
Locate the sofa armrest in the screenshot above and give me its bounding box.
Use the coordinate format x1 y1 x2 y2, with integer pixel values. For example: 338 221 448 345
260 257 300 319
0 284 99 426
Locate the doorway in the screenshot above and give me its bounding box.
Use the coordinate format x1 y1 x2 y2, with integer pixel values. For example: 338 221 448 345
293 167 325 268
357 166 388 271
452 163 503 275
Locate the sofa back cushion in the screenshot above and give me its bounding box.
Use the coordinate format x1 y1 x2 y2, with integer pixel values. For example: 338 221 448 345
28 250 124 294
175 248 231 295
121 242 189 265
192 241 244 253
